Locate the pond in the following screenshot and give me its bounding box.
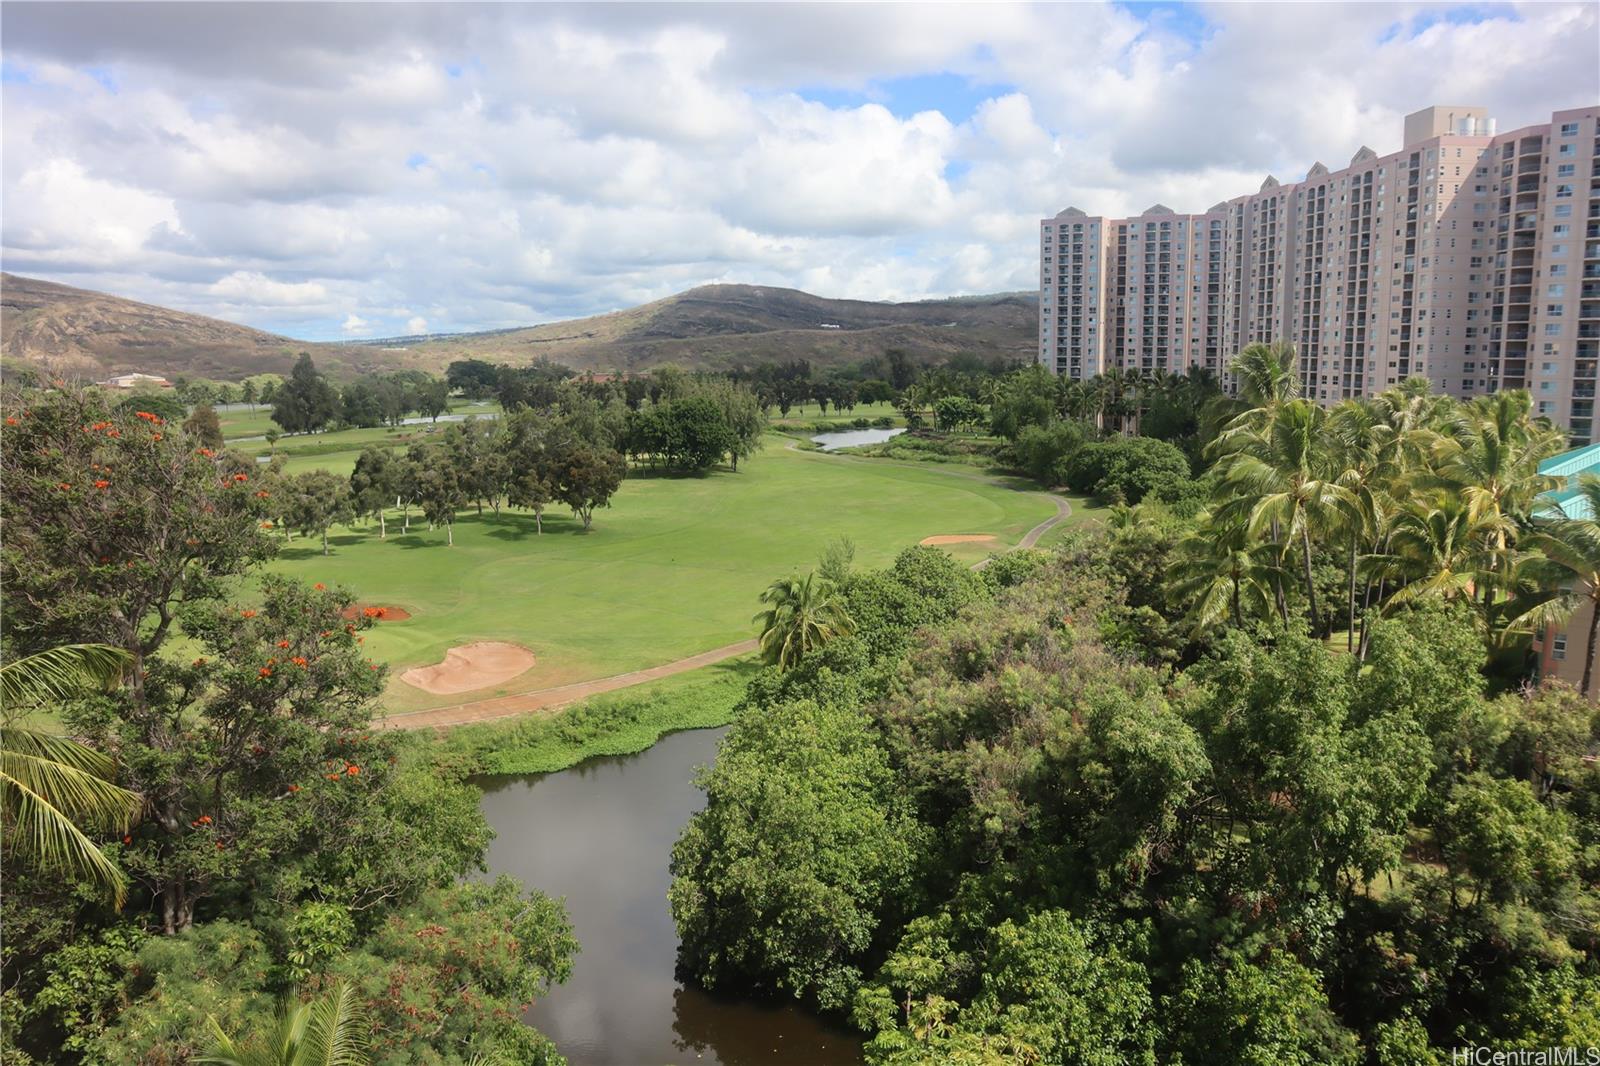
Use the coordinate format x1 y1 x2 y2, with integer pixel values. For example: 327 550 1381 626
809 427 906 451
479 726 865 1066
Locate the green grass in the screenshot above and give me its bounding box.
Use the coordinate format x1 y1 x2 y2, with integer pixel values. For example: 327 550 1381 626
221 399 503 441
432 657 757 775
265 432 1058 712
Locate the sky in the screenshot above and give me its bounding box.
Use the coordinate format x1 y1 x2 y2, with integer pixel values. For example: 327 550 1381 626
2 2 1596 341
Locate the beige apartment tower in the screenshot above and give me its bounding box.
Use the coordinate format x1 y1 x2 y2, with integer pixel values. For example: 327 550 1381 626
1039 104 1600 444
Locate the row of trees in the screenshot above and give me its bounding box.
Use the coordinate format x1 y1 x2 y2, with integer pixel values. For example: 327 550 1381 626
676 530 1600 1061
271 354 449 435
0 388 576 1063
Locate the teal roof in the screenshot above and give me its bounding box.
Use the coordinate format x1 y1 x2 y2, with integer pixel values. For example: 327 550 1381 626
1538 443 1600 519
1539 443 1600 478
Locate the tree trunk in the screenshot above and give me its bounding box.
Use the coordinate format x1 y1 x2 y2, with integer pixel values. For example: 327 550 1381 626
1231 574 1242 626
379 511 386 540
446 521 454 547
322 527 329 556
535 508 543 535
1300 525 1321 633
1583 593 1599 698
1346 533 1358 653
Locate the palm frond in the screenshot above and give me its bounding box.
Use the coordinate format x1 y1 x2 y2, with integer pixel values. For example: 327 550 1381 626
0 644 131 707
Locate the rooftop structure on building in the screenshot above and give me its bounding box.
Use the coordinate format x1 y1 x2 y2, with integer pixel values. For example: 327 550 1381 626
97 373 174 390
1039 103 1600 445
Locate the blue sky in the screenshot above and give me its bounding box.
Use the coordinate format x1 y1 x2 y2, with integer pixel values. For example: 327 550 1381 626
1 1 1593 340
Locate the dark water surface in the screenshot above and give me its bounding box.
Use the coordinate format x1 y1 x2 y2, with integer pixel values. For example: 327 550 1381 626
479 726 865 1066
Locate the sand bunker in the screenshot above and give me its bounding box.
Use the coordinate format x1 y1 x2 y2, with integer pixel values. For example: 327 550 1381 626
340 604 412 622
920 534 999 546
399 642 537 695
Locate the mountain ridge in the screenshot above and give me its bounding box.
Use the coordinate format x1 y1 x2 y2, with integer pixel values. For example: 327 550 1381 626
1 273 1038 379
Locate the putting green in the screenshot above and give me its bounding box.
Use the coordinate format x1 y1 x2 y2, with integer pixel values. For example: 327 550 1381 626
267 434 1062 712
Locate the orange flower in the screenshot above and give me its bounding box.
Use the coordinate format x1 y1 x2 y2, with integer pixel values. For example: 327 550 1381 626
346 764 360 776
216 840 225 850
122 835 132 845
260 521 274 529
58 482 71 491
193 657 207 666
258 666 272 678
290 656 308 668
198 815 212 825
151 433 162 441
240 609 257 618
327 773 341 781
255 490 270 498
197 447 215 457
288 784 301 793
232 473 248 483
134 411 162 423
94 479 110 489
314 583 326 590
4 417 15 426
276 640 291 648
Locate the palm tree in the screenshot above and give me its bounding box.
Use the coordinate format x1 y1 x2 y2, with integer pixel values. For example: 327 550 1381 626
1512 474 1600 696
1168 512 1277 631
754 572 854 670
1213 399 1358 631
1384 497 1498 610
1231 341 1301 410
1439 390 1563 604
201 983 368 1066
1 644 142 907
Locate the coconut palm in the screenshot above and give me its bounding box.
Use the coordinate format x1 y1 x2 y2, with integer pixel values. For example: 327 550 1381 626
1439 390 1563 602
1512 474 1600 696
754 572 854 670
1169 512 1277 631
1384 497 1499 610
1213 399 1358 630
200 983 368 1066
1 643 141 907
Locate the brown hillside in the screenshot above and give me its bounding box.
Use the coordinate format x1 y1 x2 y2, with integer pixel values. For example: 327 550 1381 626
0 273 391 381
406 284 1039 371
1 275 1038 380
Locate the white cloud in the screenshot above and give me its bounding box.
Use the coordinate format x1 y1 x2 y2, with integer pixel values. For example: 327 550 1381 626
1 2 1593 339
406 316 428 335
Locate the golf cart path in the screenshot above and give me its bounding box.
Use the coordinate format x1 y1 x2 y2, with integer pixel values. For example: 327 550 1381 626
378 443 1071 730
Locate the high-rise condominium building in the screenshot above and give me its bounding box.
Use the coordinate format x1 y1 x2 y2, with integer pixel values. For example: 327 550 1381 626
1039 104 1600 443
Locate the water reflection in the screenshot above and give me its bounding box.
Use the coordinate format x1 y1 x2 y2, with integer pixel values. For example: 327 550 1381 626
478 726 863 1066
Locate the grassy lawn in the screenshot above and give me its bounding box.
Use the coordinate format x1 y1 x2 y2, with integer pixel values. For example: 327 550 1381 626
265 432 1058 713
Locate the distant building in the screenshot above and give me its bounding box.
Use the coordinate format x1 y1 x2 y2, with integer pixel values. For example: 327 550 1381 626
97 372 173 390
1040 103 1600 444
1534 442 1600 693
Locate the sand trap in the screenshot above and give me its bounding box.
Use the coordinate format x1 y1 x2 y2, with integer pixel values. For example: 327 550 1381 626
399 642 537 695
920 534 999 546
341 604 412 622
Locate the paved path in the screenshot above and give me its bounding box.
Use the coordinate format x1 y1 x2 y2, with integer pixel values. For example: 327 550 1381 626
378 444 1072 730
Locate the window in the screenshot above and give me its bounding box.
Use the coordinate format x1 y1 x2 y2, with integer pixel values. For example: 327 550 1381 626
1550 285 1567 298
1551 264 1568 277
1548 304 1566 316
1553 244 1570 257
1559 164 1576 177
1559 143 1576 157
1557 184 1575 198
1560 122 1579 136
1554 634 1568 661
1556 224 1572 237
1547 324 1564 336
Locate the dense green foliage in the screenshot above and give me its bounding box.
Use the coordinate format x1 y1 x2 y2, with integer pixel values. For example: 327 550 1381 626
1 389 575 1064
672 429 1600 1062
